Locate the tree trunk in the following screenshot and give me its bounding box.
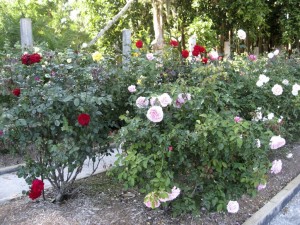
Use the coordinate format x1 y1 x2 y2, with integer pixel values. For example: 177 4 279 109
151 0 164 51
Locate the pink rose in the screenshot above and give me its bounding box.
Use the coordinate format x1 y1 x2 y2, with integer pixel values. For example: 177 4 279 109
136 96 149 108
270 159 282 174
159 186 180 202
128 85 136 93
146 106 164 123
269 136 286 150
146 53 154 61
227 201 239 213
209 51 219 61
249 54 257 61
150 97 159 106
257 183 267 191
144 199 160 208
158 93 172 107
234 116 242 123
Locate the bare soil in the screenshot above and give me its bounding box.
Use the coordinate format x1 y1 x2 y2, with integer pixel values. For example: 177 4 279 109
0 143 299 225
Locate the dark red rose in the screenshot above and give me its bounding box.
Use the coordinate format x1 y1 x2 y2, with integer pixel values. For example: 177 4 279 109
29 179 44 200
170 39 178 47
12 88 21 97
30 53 42 63
21 54 31 65
202 57 208 64
194 45 206 53
135 40 143 48
78 113 90 126
181 50 189 58
192 49 200 57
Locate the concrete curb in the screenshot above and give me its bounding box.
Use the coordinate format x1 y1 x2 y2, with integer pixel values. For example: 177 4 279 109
242 173 300 225
0 164 25 175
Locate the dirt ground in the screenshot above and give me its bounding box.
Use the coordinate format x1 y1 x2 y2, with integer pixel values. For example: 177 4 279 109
0 143 299 225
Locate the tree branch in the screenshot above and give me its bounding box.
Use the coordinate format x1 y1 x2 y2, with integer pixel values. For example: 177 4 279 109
83 0 135 48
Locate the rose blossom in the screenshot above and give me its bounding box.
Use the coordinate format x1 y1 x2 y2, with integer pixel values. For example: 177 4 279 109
146 106 164 123
178 93 191 103
158 93 172 107
136 96 149 108
282 79 289 85
257 183 267 191
271 84 283 96
168 146 173 151
270 159 282 174
128 85 136 93
77 113 90 126
234 116 242 123
0 130 3 136
209 51 219 61
268 52 274 59
248 54 257 61
237 29 246 40
227 201 239 213
274 49 279 55
258 74 270 83
12 88 21 97
146 53 154 61
29 179 44 200
160 186 181 202
135 40 143 48
144 199 160 208
269 136 286 149
292 83 300 96
181 50 189 58
267 113 274 120
202 57 208 64
170 39 179 47
256 80 264 87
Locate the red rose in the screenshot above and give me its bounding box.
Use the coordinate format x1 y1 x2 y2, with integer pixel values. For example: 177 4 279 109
192 49 200 57
12 88 21 97
194 45 206 53
30 53 42 63
21 54 31 65
170 39 178 47
202 57 208 64
135 40 143 48
181 50 189 58
78 113 90 126
29 179 44 200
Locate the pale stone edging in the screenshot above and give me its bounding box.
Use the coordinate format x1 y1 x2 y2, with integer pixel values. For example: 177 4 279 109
242 173 300 225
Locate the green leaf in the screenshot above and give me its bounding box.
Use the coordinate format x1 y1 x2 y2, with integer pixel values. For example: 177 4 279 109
74 98 80 106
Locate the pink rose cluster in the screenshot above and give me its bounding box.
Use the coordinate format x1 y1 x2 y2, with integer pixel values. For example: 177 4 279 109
269 135 286 150
175 93 191 108
144 186 181 209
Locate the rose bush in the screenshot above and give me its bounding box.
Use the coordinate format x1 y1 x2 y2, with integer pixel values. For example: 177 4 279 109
0 46 120 201
109 42 300 215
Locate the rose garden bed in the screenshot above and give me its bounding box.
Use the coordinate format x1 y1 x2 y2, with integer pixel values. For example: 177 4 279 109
0 141 299 225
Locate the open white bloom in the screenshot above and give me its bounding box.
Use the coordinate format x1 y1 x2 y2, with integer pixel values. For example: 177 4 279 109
274 49 279 55
278 116 283 123
158 93 172 107
282 79 289 85
227 201 239 213
272 84 283 96
292 83 300 96
256 80 264 87
259 74 270 83
146 53 155 61
268 53 274 59
267 113 274 120
269 136 286 149
237 29 246 40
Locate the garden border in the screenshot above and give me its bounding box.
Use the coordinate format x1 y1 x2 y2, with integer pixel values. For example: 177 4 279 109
0 164 25 175
242 172 300 225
